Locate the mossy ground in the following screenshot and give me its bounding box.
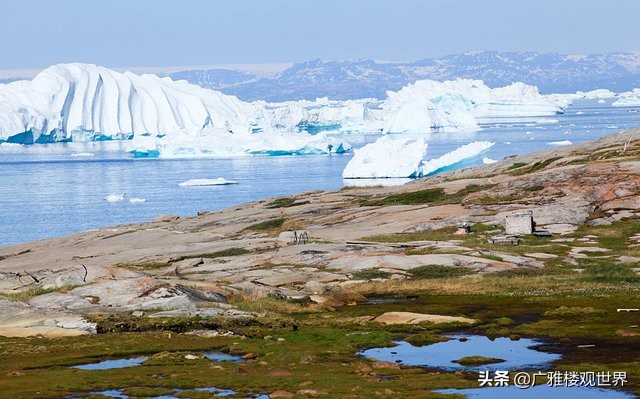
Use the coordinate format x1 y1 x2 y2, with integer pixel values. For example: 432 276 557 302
2 214 640 398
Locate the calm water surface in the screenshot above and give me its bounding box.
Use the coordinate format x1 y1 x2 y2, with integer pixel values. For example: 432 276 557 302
1 99 638 247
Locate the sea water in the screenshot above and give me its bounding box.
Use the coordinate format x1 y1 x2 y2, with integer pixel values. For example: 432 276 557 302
1 99 638 247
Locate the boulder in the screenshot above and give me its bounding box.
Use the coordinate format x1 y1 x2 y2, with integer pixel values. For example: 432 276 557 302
373 311 475 325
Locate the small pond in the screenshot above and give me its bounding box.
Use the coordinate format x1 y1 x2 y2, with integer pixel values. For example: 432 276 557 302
71 357 148 370
202 350 244 362
360 334 561 371
70 350 243 370
437 385 635 399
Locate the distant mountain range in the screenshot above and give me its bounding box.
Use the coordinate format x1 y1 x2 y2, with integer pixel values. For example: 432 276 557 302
162 51 640 101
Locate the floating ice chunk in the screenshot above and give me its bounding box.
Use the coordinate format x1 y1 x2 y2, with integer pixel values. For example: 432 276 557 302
128 197 146 203
342 135 427 178
419 141 495 176
598 99 607 104
179 178 238 186
483 157 498 164
105 193 126 202
613 89 640 106
536 118 559 124
576 111 585 115
547 140 572 146
70 152 94 157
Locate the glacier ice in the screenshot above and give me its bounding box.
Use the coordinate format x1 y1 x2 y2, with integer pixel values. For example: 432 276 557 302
342 135 428 179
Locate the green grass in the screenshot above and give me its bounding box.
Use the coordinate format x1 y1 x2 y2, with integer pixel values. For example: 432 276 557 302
581 262 640 284
360 184 487 207
508 157 562 176
185 247 251 259
505 162 527 171
245 218 285 231
0 286 64 301
352 268 392 280
265 197 309 208
408 265 475 279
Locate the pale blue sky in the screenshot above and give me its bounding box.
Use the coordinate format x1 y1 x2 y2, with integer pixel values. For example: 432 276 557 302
1 0 639 70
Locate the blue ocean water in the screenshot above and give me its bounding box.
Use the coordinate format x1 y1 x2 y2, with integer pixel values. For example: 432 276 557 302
1 99 638 247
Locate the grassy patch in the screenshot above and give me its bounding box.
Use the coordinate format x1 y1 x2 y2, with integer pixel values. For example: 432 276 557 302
0 286 66 301
408 265 475 279
360 184 487 207
265 197 309 208
581 262 640 284
508 157 562 176
352 268 392 280
245 218 285 231
116 261 172 271
505 162 528 171
523 184 545 192
453 356 505 366
185 247 251 259
405 332 449 346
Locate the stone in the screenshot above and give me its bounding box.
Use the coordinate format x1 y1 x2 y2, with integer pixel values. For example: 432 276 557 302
153 214 181 222
304 281 325 294
619 256 640 264
505 211 534 235
373 311 475 325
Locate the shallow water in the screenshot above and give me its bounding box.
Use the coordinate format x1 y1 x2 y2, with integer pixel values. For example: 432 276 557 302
436 385 634 399
360 334 561 371
202 350 244 362
71 356 148 370
82 387 267 398
1 99 639 247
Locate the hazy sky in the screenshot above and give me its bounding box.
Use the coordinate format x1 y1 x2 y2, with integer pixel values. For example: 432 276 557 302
2 0 639 71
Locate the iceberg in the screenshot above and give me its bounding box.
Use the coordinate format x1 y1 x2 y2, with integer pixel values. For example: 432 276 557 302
483 157 498 164
105 193 127 202
547 140 573 146
342 135 427 178
418 141 495 176
342 136 494 179
381 79 565 133
179 178 238 186
128 197 147 203
613 89 640 106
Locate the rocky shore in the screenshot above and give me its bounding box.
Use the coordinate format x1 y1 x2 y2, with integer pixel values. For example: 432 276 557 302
1 128 638 338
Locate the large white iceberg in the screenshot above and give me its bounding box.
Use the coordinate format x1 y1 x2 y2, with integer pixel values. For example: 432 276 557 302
342 135 494 179
0 63 579 157
0 63 256 144
381 79 565 133
342 135 427 178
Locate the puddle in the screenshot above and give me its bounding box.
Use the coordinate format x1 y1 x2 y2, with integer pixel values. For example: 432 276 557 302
70 350 242 370
437 385 634 399
360 335 561 371
202 350 244 362
364 295 419 305
71 356 148 370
